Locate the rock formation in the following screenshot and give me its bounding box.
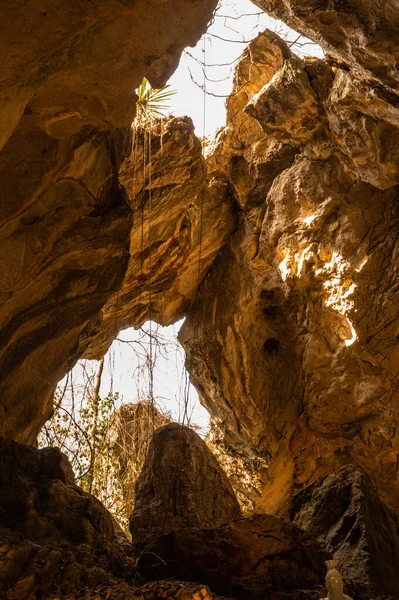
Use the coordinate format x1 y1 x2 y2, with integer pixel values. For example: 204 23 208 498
84 117 237 358
2 0 399 598
179 27 399 515
291 465 399 598
3 0 399 516
138 513 327 600
130 423 241 549
0 435 224 600
0 436 137 599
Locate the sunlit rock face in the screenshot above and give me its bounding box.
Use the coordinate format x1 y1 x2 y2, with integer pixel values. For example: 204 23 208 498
0 0 218 444
252 0 399 92
84 116 237 359
180 27 399 514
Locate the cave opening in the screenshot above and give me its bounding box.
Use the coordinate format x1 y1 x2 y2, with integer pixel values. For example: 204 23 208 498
38 319 209 531
168 0 324 138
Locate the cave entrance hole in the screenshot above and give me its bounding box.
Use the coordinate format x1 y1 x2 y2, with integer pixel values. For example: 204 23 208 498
38 319 208 531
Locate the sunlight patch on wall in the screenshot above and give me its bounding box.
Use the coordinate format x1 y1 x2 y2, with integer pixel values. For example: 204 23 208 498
278 247 369 347
303 214 317 227
355 256 369 272
295 245 314 277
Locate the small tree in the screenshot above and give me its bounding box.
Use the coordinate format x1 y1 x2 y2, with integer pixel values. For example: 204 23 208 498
39 360 118 489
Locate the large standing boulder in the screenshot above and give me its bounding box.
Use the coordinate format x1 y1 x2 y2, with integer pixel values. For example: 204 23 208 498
138 513 327 600
290 465 399 598
129 423 241 549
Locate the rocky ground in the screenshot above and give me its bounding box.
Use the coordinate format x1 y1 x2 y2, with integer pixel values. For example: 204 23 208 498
1 427 399 599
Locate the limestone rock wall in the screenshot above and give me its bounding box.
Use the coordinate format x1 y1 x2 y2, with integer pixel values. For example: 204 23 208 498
0 0 218 444
180 26 399 514
84 117 237 359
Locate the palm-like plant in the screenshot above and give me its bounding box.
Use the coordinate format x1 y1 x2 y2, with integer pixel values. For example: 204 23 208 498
135 78 176 125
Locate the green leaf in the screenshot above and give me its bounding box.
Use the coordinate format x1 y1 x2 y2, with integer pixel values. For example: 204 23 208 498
135 78 176 124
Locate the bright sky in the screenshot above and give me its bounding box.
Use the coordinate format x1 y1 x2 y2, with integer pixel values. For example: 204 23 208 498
99 321 210 435
168 0 323 137
56 0 323 436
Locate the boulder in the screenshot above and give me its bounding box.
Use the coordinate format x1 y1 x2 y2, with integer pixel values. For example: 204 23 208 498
291 465 399 598
0 436 137 599
0 437 115 547
129 423 241 549
138 513 327 600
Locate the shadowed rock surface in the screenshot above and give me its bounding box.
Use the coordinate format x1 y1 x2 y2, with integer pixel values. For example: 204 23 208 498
291 465 399 599
0 436 224 600
138 513 327 600
130 424 241 550
0 436 138 599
